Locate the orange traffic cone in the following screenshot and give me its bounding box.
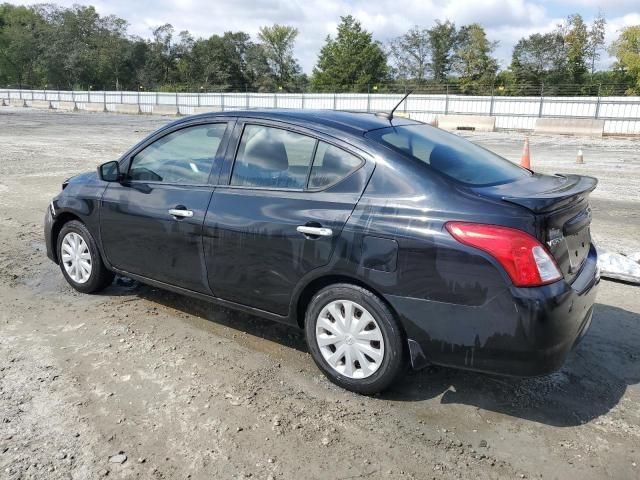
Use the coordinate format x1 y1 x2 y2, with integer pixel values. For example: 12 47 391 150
520 137 531 170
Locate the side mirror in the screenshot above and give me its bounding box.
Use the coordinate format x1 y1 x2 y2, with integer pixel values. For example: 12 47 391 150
98 161 122 182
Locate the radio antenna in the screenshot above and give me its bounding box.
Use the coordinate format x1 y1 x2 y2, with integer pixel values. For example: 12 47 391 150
376 90 413 121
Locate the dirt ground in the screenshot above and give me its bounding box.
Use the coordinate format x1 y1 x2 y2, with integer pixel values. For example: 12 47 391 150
0 107 639 480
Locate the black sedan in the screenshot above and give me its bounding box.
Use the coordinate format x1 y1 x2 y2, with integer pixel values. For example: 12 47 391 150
44 109 599 394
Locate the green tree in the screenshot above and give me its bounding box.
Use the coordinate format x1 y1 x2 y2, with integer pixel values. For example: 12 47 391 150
245 42 275 91
493 69 517 94
587 12 606 76
311 15 388 92
174 30 197 87
511 32 567 87
453 23 498 92
257 24 301 89
561 14 589 84
95 15 130 89
149 23 177 87
126 38 153 89
36 4 117 89
389 26 430 83
427 20 457 83
0 4 46 87
184 32 260 90
609 25 640 95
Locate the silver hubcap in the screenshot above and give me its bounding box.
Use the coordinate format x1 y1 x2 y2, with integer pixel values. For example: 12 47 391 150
315 300 385 379
61 232 92 284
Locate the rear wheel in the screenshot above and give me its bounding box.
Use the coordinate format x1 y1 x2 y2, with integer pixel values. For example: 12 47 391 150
57 220 114 293
305 284 404 394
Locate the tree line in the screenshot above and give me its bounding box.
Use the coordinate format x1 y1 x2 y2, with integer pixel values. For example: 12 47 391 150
1 3 639 95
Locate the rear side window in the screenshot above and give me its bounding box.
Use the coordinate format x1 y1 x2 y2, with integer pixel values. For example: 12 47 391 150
366 125 529 186
129 123 226 184
308 142 362 189
231 125 316 189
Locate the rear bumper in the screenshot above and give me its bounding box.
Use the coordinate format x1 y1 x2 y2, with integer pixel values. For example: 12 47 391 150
389 244 599 377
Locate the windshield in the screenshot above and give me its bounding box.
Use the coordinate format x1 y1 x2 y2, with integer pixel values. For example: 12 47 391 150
366 124 529 186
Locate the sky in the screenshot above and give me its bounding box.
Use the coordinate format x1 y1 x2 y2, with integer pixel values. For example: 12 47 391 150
7 0 640 72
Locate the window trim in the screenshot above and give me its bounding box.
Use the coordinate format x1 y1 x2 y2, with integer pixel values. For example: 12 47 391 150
223 120 366 193
121 120 232 188
305 142 365 192
229 123 318 191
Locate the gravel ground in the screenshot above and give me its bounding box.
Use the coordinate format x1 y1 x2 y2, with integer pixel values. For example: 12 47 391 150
1 107 639 480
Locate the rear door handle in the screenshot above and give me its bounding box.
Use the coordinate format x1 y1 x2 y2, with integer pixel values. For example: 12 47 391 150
168 208 194 218
296 226 333 237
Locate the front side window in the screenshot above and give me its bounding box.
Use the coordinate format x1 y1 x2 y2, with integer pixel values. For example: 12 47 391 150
129 123 227 184
231 125 316 189
366 125 529 186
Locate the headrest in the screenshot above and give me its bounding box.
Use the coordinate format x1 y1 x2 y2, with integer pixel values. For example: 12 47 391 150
244 134 288 172
321 150 343 170
429 144 460 171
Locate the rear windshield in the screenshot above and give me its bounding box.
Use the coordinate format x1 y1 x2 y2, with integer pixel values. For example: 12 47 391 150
366 125 529 186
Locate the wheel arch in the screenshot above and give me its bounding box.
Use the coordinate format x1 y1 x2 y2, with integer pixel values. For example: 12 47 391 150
293 274 402 332
50 212 83 263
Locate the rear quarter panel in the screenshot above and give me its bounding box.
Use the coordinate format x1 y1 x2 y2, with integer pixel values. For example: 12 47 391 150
315 150 547 370
340 149 535 304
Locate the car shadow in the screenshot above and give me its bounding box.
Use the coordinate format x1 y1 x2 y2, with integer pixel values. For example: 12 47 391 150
105 276 308 353
383 302 640 427
104 277 639 428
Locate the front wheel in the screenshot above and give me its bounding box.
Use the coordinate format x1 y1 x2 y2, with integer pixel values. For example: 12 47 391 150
57 220 114 293
305 284 405 395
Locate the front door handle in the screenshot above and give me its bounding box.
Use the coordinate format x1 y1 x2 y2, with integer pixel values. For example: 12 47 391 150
168 208 194 218
296 225 333 237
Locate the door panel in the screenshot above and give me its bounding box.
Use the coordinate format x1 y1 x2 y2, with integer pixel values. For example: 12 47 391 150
203 188 360 314
99 121 231 293
101 183 214 293
203 121 372 315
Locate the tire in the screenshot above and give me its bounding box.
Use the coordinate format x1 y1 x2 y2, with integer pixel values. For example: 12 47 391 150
305 283 405 395
56 220 114 294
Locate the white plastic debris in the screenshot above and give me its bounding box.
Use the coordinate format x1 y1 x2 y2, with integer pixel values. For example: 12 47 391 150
597 249 640 284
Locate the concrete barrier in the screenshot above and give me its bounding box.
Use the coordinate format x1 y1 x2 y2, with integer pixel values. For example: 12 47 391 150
1 98 9 106
54 101 78 112
77 102 106 113
151 105 178 116
114 104 140 115
534 118 605 137
436 114 496 132
190 106 223 115
28 100 52 109
9 98 26 107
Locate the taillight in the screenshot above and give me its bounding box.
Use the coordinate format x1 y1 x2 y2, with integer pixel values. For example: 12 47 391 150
445 222 562 287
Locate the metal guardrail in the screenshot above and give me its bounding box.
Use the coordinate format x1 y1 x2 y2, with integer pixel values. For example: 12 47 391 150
2 88 640 135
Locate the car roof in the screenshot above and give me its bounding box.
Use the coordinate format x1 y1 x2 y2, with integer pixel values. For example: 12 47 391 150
183 109 421 135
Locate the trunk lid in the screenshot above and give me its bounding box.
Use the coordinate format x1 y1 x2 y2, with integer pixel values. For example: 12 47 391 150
474 173 598 284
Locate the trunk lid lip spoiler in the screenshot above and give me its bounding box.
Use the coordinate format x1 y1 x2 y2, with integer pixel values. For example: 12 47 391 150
491 174 598 213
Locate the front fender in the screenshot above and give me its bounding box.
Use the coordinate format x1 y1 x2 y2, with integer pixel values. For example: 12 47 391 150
44 177 109 264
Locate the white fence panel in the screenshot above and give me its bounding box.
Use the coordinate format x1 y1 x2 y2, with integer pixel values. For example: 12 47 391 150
494 116 537 131
302 94 335 110
408 95 447 115
2 88 640 135
492 97 540 117
447 96 492 114
542 98 597 118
